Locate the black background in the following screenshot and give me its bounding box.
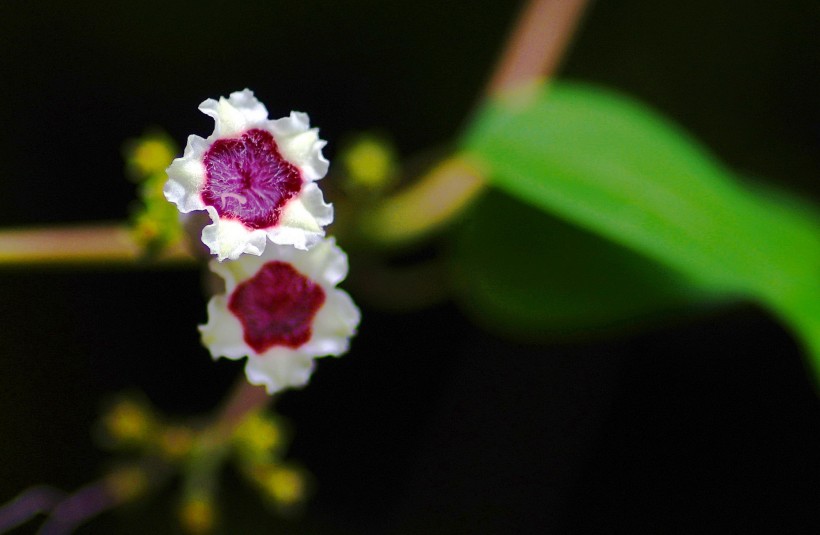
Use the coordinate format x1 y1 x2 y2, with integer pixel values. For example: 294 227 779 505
0 1 818 533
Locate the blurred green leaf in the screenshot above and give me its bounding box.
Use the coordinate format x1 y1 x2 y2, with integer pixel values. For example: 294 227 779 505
460 81 820 375
451 190 715 340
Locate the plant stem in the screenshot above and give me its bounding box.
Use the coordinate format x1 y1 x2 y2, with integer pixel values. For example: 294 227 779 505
0 224 194 266
33 461 167 535
0 486 65 532
356 156 485 246
354 0 589 247
487 0 588 96
36 481 114 535
212 379 272 438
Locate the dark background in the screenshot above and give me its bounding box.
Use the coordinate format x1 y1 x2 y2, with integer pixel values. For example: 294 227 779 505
0 1 818 533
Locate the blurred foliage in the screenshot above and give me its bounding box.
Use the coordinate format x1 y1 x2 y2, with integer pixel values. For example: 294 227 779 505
123 131 185 255
178 494 216 535
98 395 159 450
338 133 399 197
94 397 308 533
460 80 820 375
450 189 712 340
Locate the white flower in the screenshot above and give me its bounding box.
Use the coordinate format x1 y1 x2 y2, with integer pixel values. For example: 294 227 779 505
164 89 333 261
200 238 360 394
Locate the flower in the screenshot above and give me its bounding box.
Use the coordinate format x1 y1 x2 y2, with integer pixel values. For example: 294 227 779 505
164 89 333 260
200 238 360 394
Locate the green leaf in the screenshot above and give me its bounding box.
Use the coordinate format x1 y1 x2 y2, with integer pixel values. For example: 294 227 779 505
460 81 820 375
450 190 715 340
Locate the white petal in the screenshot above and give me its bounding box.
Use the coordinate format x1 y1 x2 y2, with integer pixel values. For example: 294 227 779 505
279 197 323 233
199 296 248 360
225 89 268 123
244 352 316 394
284 236 348 286
266 226 322 251
270 112 329 180
279 130 328 181
297 182 334 228
267 183 333 250
301 289 360 356
185 134 210 155
317 240 349 286
269 111 310 137
199 89 269 138
163 135 208 213
209 254 266 292
201 206 267 261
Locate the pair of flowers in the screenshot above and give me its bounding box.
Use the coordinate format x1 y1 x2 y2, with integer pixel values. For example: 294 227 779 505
164 90 360 394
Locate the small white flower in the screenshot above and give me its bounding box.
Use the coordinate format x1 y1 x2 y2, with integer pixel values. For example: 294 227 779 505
164 89 333 260
200 238 360 394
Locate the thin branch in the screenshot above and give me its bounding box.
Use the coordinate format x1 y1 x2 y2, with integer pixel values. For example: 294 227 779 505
0 486 65 533
35 462 169 535
487 0 589 96
353 0 590 247
36 481 114 535
356 156 485 246
0 224 194 266
212 379 272 438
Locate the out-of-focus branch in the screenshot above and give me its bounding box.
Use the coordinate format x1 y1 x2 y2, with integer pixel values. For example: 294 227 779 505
211 379 272 438
356 156 485 246
353 0 589 247
0 224 194 266
487 0 588 96
0 486 65 533
36 480 115 535
0 463 163 535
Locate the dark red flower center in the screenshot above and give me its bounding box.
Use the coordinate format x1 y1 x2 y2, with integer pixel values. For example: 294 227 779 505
228 261 326 353
201 129 303 230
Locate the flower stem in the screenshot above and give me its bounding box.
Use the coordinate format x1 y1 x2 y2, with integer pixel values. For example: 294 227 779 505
212 379 272 438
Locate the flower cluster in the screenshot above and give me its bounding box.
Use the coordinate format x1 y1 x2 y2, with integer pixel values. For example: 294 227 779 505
165 89 360 394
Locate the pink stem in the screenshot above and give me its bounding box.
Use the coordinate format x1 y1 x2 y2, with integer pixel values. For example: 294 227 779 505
212 379 272 437
487 0 589 96
0 224 194 265
36 482 113 535
0 486 65 532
